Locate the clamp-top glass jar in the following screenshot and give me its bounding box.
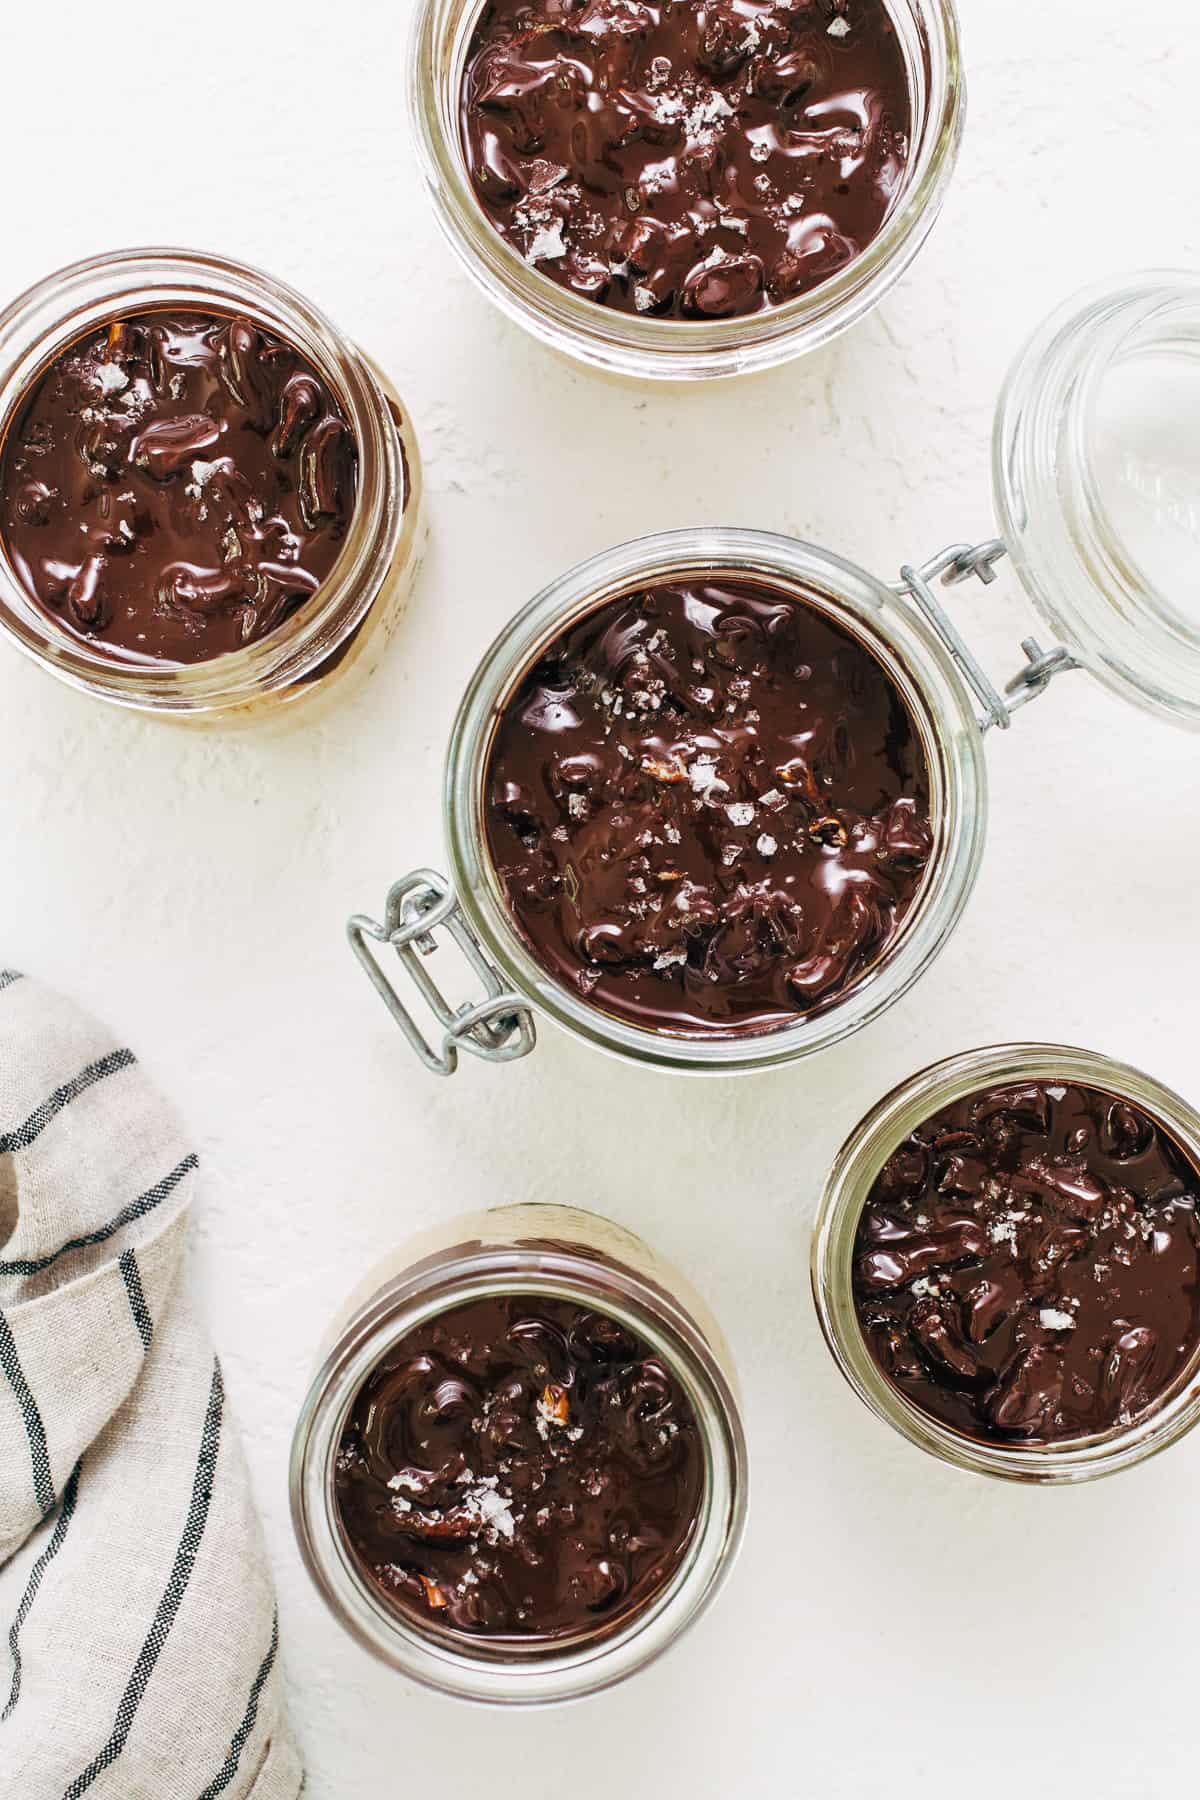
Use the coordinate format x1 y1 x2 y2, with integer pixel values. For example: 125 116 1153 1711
409 0 964 381
349 272 1200 1076
812 1044 1200 1483
0 248 423 721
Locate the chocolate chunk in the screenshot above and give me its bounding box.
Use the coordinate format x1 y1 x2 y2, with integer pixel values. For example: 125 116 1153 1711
298 416 350 529
910 1299 986 1385
681 254 765 317
752 47 821 105
66 554 107 627
988 1344 1065 1435
270 373 322 459
855 1215 989 1293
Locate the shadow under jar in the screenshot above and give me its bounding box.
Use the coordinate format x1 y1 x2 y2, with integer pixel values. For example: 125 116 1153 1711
409 0 964 379
349 272 1200 1078
812 1046 1200 1482
0 249 423 720
289 1204 747 1704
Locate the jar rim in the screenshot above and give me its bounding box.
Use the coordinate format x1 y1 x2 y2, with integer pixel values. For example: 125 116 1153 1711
993 270 1200 729
442 525 989 1074
289 1210 748 1704
408 0 965 379
811 1041 1200 1483
0 246 410 715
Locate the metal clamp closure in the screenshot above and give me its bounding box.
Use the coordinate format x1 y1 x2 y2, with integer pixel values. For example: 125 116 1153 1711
348 871 536 1076
895 540 1079 732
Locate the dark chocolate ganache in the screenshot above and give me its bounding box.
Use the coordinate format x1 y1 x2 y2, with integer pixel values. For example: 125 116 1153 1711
484 578 933 1035
460 0 911 319
0 308 358 663
336 1295 704 1639
853 1081 1200 1444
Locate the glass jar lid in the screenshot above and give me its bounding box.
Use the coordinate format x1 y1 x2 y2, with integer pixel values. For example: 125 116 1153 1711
994 271 1200 727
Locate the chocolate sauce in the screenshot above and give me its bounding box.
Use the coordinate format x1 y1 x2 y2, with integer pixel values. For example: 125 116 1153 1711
0 309 358 663
484 578 933 1035
460 0 911 319
335 1295 704 1640
853 1081 1200 1444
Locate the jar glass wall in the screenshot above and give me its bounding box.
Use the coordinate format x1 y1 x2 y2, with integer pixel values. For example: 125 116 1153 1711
289 1203 748 1703
994 271 1200 728
0 248 423 721
812 1043 1200 1483
409 0 964 381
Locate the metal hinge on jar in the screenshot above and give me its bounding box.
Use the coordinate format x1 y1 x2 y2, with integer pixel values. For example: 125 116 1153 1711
895 540 1079 732
348 871 536 1076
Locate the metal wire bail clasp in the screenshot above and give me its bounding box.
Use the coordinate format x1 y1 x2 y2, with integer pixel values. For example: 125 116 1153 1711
348 871 536 1077
895 540 1079 732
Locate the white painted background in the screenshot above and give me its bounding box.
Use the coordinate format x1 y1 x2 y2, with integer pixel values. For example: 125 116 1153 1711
2 3 1198 1794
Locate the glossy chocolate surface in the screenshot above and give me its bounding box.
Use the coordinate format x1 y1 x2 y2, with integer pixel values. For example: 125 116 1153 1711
853 1081 1200 1444
0 308 358 664
484 578 933 1036
460 0 911 319
336 1295 704 1639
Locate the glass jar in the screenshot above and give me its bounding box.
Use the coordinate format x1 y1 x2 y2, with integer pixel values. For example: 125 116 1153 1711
349 272 1200 1078
408 0 964 381
811 1043 1200 1483
289 1202 748 1703
0 248 423 722
995 270 1200 727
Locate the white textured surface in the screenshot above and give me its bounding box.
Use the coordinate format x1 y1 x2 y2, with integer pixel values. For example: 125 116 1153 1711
2 3 1199 1795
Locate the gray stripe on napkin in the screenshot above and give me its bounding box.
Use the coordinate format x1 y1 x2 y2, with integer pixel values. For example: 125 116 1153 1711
0 1048 136 1157
196 1611 282 1800
0 1305 55 1517
61 1361 225 1799
0 1151 199 1280
118 1249 154 1353
2 1457 82 1722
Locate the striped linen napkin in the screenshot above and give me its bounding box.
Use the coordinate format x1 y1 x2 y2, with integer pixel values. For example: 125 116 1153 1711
0 970 302 1800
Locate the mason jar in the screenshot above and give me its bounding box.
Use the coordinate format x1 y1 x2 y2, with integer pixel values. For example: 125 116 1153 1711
289 1202 748 1703
347 272 1200 1078
811 1043 1200 1483
408 0 964 381
0 248 423 721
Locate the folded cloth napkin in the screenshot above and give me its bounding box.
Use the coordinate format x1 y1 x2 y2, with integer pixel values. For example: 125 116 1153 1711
0 971 302 1800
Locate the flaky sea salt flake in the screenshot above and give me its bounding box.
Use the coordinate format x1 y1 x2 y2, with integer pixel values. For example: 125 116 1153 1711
95 361 129 395
526 222 567 264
